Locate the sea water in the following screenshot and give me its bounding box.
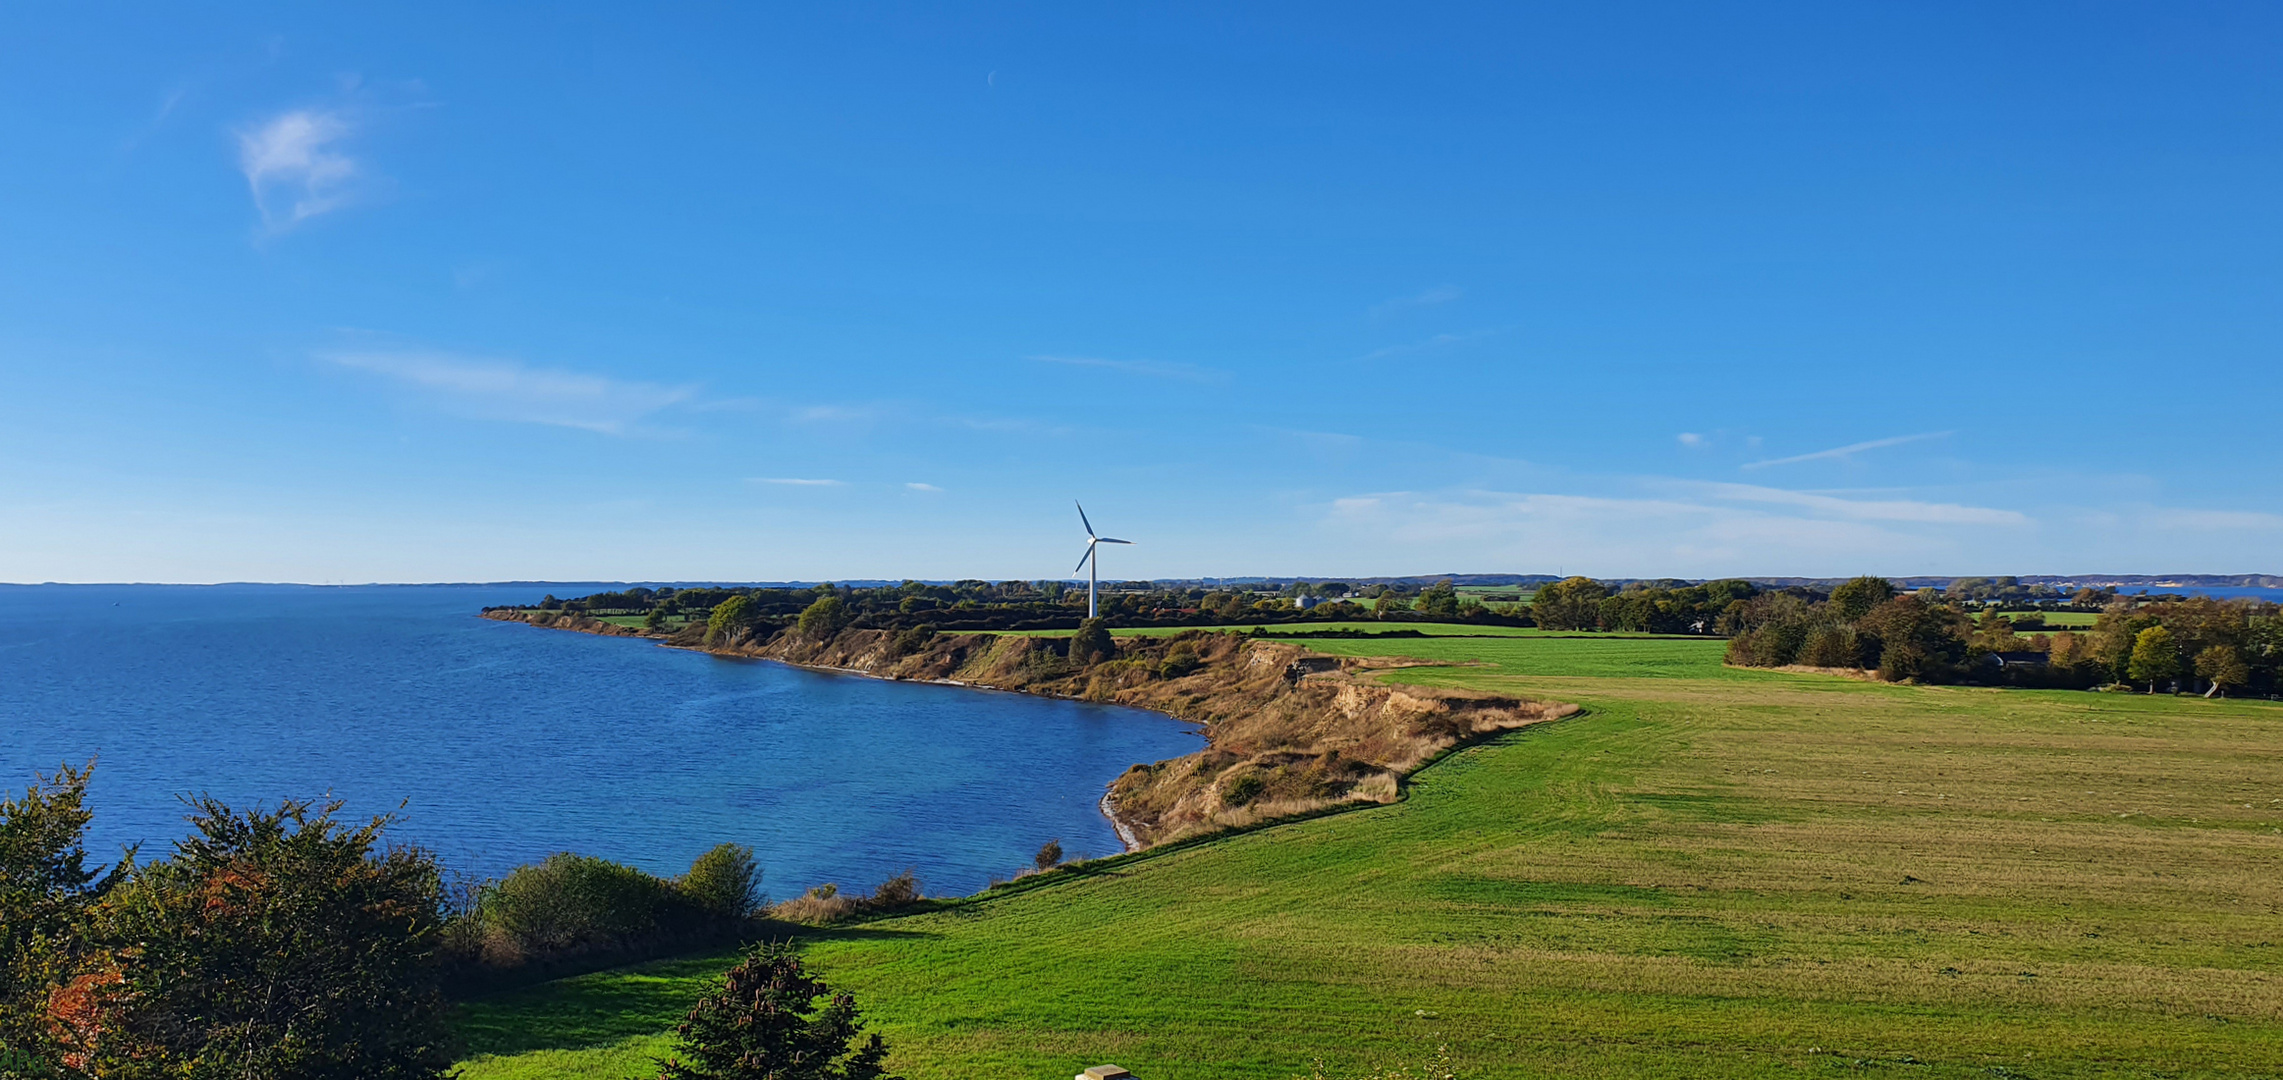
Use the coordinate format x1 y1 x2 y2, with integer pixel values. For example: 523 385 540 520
0 584 1201 896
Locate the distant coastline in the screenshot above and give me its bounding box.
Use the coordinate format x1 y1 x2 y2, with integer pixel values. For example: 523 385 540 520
484 607 1576 850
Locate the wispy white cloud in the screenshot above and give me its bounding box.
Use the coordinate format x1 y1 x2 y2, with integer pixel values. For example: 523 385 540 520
906 482 942 492
1692 481 2026 525
237 108 362 231
322 350 695 434
1370 285 1462 317
1355 329 1498 362
794 405 876 422
1030 354 1227 383
1677 432 1706 448
751 477 843 487
1742 431 1952 470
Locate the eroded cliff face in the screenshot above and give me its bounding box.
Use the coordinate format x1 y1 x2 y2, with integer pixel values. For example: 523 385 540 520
485 610 1576 848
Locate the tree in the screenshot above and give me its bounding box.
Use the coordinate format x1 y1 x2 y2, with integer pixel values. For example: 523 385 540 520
1069 618 1114 667
1033 840 1063 871
1415 582 1459 617
1372 592 1409 618
1530 577 1608 631
75 796 455 1079
1857 595 1971 682
645 606 670 630
1 762 115 1075
657 943 899 1080
681 844 761 920
2128 625 2181 692
1829 576 1897 622
797 596 850 639
2195 643 2249 698
708 596 753 644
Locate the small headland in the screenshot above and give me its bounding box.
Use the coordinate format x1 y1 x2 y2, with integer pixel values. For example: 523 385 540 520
483 607 1577 848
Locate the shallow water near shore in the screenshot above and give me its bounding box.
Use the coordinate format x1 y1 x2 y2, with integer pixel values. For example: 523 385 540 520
0 584 1202 894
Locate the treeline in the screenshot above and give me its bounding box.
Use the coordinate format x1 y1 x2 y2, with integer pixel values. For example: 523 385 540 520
0 764 934 1078
1723 577 2283 693
504 577 1778 637
504 580 1544 634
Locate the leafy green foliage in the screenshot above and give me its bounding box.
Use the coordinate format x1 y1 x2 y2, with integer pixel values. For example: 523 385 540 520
1828 576 1897 622
1068 618 1115 667
2195 643 2249 695
707 596 753 644
797 596 851 639
2128 625 2182 690
1529 576 1609 631
681 845 761 921
1859 594 1972 682
1414 582 1459 617
480 853 702 955
82 795 455 1079
0 762 112 1075
657 943 899 1080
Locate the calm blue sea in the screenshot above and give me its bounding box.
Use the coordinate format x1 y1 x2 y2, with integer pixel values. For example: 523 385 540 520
0 584 1201 896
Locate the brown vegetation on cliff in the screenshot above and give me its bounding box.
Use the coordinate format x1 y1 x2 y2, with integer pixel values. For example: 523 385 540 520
484 610 1576 849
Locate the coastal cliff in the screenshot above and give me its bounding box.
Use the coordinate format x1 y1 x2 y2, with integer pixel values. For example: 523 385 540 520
485 610 1576 848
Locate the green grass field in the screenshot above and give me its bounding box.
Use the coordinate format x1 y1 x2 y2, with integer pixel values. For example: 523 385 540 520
1977 610 2101 628
457 634 2283 1079
999 622 1685 639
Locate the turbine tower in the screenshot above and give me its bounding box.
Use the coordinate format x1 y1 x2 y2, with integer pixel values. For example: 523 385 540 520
1072 501 1134 619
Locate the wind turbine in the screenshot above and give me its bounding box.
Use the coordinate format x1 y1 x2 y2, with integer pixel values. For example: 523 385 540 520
1072 501 1134 619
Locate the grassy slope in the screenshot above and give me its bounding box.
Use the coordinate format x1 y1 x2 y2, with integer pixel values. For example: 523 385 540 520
457 636 2283 1080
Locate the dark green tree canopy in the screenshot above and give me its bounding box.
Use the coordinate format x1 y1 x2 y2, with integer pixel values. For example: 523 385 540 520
1531 577 1609 632
1829 576 1897 622
658 942 899 1080
1069 618 1115 667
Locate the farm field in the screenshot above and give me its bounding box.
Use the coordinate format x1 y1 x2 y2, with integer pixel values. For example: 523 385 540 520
1979 610 2101 628
457 633 2283 1080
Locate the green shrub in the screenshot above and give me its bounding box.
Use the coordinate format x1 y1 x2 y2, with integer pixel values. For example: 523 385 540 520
869 869 922 908
1222 773 1266 806
82 795 455 1079
1069 618 1114 666
680 844 760 920
888 624 936 657
481 853 695 953
1797 623 1863 668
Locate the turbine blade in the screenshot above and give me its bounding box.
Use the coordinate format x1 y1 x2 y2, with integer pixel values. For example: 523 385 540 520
1075 500 1096 538
1073 543 1096 575
1096 537 1134 544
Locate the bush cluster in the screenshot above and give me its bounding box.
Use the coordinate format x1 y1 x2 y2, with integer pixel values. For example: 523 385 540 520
450 842 760 973
1722 578 2283 693
2 764 457 1079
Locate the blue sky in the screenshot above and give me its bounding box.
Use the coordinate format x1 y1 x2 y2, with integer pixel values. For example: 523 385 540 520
3 3 2278 583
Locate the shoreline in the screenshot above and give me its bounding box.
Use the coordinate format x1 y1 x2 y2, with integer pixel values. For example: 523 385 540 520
484 608 1576 849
